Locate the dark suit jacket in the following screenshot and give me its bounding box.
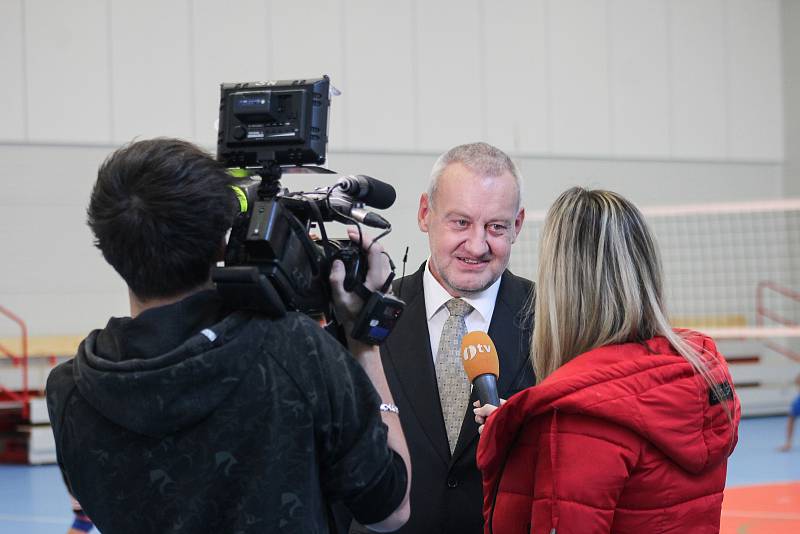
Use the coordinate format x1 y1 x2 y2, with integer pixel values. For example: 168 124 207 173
380 263 535 534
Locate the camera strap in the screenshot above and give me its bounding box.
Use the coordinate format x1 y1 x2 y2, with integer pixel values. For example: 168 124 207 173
353 269 394 302
380 272 395 294
353 283 373 301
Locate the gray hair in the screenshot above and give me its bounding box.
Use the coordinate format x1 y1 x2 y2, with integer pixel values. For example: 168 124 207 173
427 142 523 211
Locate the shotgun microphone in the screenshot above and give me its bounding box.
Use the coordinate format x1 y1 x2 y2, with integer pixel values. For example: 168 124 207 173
336 175 396 209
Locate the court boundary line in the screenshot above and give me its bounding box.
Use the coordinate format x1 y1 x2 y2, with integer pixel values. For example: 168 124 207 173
725 481 800 490
721 510 800 520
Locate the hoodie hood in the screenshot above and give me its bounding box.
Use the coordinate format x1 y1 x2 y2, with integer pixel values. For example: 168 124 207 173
478 332 740 486
73 290 258 438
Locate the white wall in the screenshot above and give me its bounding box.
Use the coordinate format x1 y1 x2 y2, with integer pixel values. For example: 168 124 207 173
783 0 800 197
0 0 788 337
0 0 784 158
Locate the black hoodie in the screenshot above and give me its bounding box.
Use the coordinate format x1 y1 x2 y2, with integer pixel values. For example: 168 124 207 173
47 290 406 533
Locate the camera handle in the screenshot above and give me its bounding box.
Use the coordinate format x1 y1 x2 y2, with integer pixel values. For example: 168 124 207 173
255 156 283 199
348 281 405 346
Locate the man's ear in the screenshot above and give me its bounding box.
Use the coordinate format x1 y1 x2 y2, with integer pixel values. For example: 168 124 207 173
418 193 431 232
512 207 525 242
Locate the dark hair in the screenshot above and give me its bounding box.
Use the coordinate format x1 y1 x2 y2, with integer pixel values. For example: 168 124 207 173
87 138 235 300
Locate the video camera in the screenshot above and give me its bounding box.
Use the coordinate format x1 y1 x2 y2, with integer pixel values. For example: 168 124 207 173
212 76 404 345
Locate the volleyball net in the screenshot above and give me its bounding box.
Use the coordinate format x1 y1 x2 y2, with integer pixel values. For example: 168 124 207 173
510 198 800 415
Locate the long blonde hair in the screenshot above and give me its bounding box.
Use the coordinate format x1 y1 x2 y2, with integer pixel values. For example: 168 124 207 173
532 188 730 415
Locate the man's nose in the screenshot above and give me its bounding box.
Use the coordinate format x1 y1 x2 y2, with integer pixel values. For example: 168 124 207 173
463 227 490 257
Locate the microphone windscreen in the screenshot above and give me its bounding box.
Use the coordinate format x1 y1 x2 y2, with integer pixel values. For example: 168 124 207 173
460 331 500 382
360 175 396 210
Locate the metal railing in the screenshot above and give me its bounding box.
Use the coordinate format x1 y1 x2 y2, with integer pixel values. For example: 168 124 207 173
0 305 29 420
755 281 800 363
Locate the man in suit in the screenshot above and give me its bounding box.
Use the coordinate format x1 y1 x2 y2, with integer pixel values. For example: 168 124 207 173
379 142 536 533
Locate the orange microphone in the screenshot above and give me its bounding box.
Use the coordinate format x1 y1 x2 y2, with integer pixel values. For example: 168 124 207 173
460 331 500 407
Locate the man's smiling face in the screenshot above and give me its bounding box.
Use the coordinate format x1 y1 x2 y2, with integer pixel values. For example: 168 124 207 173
418 162 525 297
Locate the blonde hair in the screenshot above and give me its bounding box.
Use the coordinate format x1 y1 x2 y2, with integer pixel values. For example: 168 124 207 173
532 187 731 417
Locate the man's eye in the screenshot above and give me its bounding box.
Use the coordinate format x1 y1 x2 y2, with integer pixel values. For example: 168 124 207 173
455 219 468 227
489 224 508 233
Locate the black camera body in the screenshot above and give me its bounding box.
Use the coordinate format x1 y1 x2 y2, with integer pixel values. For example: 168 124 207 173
213 76 404 345
221 189 366 319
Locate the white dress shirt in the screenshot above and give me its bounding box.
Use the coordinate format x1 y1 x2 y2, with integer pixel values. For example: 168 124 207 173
422 259 501 363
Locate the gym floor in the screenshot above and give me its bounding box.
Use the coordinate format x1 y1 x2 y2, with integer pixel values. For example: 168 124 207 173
0 416 798 533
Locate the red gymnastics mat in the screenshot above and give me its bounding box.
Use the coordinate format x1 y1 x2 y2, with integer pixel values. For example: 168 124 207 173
720 482 800 533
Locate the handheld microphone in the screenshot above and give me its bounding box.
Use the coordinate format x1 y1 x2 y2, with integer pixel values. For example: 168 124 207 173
336 175 397 209
460 331 500 407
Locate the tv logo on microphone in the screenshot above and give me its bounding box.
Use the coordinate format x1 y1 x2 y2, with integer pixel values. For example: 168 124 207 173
462 343 494 361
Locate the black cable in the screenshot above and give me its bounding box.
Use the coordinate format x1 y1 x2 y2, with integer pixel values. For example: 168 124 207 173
381 251 396 272
366 227 392 252
323 186 365 246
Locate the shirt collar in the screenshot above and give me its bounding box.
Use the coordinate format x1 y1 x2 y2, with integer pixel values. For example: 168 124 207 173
422 259 502 323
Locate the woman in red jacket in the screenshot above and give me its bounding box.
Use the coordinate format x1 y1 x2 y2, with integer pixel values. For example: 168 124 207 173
475 187 740 534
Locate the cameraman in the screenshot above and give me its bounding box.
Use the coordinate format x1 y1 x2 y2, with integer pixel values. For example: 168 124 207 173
46 138 411 533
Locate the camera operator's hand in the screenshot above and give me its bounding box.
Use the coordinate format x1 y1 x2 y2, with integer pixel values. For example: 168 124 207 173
329 228 391 331
329 227 412 530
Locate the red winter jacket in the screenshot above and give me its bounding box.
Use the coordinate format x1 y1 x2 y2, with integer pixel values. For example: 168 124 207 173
476 332 740 534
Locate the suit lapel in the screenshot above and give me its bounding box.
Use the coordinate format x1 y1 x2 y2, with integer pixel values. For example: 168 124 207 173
384 265 451 465
491 275 533 399
449 271 534 466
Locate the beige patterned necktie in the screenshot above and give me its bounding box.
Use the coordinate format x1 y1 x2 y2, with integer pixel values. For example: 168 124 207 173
435 297 473 454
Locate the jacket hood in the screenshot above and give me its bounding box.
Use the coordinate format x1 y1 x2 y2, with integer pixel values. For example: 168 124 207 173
478 333 740 482
73 290 259 438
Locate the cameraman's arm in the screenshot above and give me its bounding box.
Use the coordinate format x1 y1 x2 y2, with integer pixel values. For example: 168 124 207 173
330 229 411 531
